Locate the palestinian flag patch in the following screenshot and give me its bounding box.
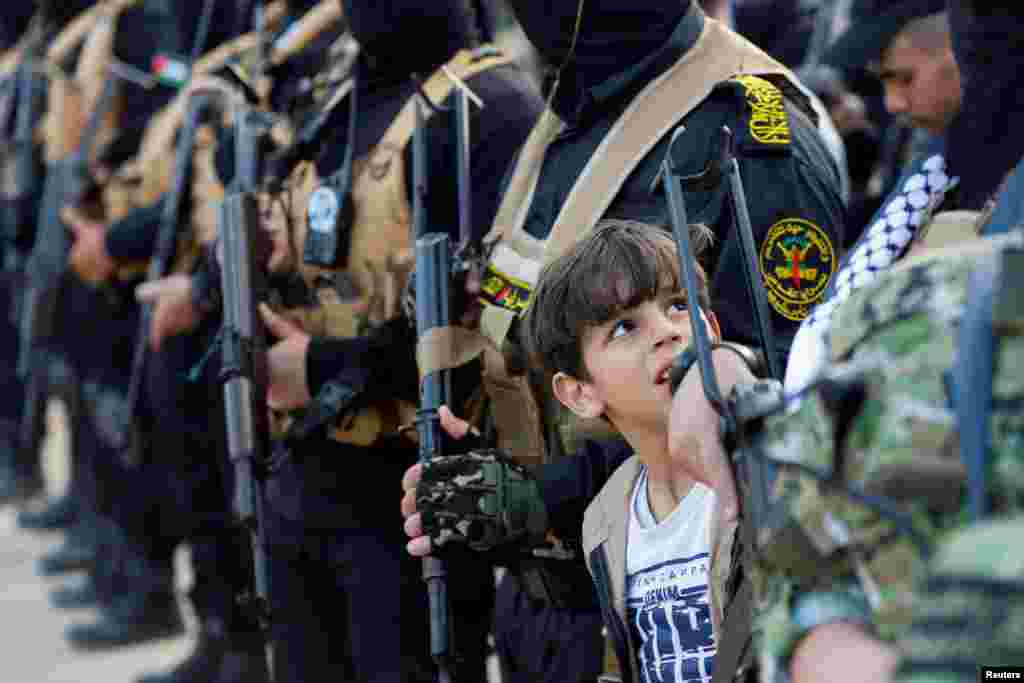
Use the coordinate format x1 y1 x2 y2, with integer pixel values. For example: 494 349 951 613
151 54 189 88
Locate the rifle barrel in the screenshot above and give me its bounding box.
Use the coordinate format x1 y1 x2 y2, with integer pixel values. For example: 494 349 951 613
721 127 781 381
413 92 454 683
662 127 726 414
452 87 472 254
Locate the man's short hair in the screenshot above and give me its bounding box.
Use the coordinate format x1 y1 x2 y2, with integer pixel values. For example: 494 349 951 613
823 0 948 71
522 219 713 380
895 12 952 54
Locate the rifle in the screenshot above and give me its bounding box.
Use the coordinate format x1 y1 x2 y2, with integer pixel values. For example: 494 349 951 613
15 60 122 488
217 94 275 630
411 81 476 683
113 0 218 463
412 91 455 683
117 91 214 464
662 126 787 683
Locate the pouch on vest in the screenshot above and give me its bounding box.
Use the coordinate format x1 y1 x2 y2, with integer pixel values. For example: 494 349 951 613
287 48 512 447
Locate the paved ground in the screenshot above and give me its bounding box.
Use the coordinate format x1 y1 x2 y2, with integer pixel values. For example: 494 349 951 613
2 399 503 682
1 400 197 683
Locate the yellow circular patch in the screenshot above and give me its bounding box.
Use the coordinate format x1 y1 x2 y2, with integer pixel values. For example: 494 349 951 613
759 218 836 321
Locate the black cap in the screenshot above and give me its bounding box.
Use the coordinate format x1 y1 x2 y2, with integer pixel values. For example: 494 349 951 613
823 0 948 71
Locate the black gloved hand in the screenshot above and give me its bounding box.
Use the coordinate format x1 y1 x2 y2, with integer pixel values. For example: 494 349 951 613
417 448 549 555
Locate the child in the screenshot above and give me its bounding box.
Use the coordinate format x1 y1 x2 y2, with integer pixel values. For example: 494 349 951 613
522 218 757 683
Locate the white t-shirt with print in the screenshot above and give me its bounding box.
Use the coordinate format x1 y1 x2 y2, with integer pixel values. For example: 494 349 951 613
626 466 717 683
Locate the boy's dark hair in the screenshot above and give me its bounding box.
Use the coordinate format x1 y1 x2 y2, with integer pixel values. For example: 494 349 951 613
522 219 713 380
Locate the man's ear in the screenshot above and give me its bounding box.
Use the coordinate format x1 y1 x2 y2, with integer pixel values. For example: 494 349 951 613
552 371 605 420
707 310 722 342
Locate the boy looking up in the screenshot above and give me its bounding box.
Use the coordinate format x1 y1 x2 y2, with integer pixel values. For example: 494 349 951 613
521 219 759 683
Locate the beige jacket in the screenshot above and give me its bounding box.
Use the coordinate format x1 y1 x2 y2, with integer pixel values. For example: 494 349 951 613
582 455 738 683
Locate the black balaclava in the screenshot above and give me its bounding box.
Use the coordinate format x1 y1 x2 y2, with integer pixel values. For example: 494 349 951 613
342 0 474 87
109 3 181 164
505 0 691 93
42 0 96 30
0 3 36 50
945 0 1024 209
172 0 257 59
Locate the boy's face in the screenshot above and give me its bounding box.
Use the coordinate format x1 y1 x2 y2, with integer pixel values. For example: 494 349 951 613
560 288 712 432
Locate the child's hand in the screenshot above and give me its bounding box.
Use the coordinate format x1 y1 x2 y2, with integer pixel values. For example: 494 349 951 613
668 348 756 523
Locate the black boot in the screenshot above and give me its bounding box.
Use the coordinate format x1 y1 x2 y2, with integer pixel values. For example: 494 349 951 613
50 571 102 609
36 536 96 575
217 640 270 683
135 631 271 683
52 515 124 609
17 493 79 531
0 419 44 506
65 589 185 651
0 466 44 505
65 538 185 651
36 514 99 576
135 632 227 683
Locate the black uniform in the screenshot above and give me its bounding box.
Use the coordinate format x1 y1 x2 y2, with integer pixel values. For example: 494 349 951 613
257 2 542 682
50 1 265 659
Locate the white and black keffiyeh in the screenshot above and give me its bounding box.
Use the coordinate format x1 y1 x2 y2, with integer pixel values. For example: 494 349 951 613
785 153 958 392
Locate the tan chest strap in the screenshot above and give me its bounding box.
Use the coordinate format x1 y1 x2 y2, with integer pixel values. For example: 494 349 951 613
473 15 796 465
289 48 512 448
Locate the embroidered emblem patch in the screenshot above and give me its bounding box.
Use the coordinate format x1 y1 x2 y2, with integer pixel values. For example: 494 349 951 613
733 75 790 146
760 218 836 321
308 186 340 234
479 263 532 316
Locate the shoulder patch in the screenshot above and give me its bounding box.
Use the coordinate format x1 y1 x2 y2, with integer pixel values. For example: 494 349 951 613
722 74 792 150
479 262 532 316
760 217 836 321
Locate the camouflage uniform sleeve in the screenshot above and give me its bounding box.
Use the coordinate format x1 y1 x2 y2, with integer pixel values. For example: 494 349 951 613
749 391 875 679
893 515 1024 683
